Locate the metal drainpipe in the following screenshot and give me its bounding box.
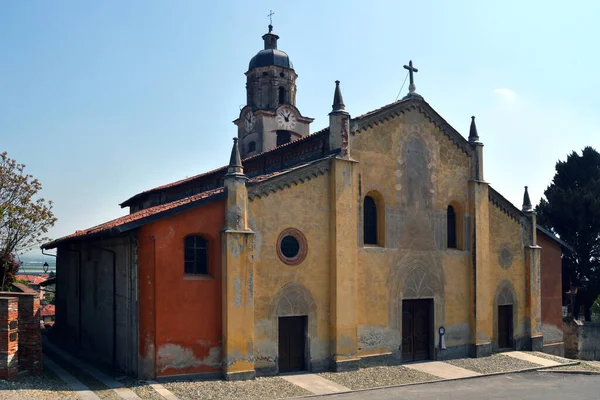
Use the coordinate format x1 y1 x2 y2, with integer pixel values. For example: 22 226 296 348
65 248 82 351
90 244 117 369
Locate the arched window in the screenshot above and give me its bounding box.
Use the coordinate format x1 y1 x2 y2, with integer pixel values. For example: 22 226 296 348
248 141 256 153
184 235 208 275
364 196 378 245
278 87 286 104
447 205 457 249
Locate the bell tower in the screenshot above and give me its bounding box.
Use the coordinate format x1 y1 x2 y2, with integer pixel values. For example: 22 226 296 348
234 24 313 159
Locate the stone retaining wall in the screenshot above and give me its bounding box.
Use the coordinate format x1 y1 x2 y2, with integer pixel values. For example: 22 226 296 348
563 317 600 360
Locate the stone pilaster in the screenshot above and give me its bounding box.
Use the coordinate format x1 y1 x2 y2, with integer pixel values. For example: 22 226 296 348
329 81 351 159
469 179 493 357
523 187 543 350
221 138 256 380
329 156 360 371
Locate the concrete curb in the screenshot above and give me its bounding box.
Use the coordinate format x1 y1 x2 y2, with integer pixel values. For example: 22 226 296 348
289 361 582 399
539 369 600 375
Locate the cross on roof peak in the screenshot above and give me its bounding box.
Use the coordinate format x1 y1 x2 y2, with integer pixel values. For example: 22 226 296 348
403 60 419 95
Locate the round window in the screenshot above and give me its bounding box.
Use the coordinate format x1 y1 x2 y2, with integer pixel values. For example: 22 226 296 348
276 228 307 266
280 236 300 258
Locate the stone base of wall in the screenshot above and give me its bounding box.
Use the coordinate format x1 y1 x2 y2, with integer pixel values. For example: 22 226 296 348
437 344 470 360
543 342 565 357
470 342 492 358
223 370 256 381
330 358 360 372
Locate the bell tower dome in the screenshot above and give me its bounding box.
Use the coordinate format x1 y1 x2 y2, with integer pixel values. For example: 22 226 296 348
234 24 313 158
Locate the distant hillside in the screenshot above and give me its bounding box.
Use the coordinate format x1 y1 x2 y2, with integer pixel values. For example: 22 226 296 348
18 253 56 267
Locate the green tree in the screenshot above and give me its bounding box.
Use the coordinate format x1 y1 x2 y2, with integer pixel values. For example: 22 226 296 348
536 146 600 320
0 152 56 290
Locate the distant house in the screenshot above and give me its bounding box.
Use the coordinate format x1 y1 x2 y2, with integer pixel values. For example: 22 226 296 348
15 274 49 300
40 304 55 326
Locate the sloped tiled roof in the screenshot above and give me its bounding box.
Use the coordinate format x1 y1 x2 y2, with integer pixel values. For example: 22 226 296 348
16 274 49 285
41 304 55 317
120 127 329 207
42 187 225 249
43 155 332 250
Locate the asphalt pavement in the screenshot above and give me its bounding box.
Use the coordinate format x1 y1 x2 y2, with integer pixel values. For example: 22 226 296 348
315 371 600 400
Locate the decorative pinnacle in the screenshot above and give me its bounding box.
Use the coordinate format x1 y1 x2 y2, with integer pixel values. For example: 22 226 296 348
331 80 347 113
227 137 244 175
522 186 533 212
469 116 480 143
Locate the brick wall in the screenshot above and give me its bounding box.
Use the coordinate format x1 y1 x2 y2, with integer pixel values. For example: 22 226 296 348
0 284 43 378
0 297 19 380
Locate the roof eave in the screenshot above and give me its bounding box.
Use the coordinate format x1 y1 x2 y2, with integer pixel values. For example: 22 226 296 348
536 224 575 252
44 190 227 250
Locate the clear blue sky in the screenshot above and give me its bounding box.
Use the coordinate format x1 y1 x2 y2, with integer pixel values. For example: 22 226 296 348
2 1 599 250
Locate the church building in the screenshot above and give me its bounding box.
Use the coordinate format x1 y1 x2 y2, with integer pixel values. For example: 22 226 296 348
43 24 565 380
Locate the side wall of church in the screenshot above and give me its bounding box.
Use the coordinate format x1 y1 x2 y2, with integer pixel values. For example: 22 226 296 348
488 203 529 349
138 200 225 379
538 232 564 354
54 236 138 376
248 172 332 374
350 109 474 360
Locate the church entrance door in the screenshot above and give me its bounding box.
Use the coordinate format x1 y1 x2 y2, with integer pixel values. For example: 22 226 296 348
498 305 513 349
402 299 432 362
278 316 307 372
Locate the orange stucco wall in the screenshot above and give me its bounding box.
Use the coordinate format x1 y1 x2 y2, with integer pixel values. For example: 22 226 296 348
138 200 225 378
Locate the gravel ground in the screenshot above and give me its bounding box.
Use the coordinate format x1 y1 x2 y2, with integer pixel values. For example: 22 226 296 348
532 352 574 364
118 377 165 400
0 369 77 400
163 376 311 400
319 366 438 390
446 353 540 374
545 361 600 373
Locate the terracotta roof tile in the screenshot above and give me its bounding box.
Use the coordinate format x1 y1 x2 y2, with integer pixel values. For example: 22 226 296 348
120 127 329 206
43 187 225 249
41 304 55 317
16 274 49 285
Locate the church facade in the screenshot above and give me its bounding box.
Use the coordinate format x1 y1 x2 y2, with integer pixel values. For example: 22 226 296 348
43 25 564 380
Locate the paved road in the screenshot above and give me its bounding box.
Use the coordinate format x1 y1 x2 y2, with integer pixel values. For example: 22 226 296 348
316 372 600 399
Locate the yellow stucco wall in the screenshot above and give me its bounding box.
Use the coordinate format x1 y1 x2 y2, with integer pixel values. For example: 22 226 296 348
240 106 535 371
248 171 332 371
488 203 528 340
351 109 474 357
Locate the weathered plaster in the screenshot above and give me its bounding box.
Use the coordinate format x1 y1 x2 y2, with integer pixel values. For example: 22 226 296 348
157 344 221 372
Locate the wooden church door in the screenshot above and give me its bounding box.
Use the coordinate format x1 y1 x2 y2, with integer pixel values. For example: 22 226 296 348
278 316 307 372
498 305 513 349
402 299 432 362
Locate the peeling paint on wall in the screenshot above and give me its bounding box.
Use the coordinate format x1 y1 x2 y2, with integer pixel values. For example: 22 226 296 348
233 277 242 307
358 325 400 351
157 344 221 372
248 268 254 308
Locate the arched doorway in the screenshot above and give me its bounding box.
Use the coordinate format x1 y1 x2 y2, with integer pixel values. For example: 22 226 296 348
269 282 317 373
495 281 517 350
392 265 444 362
